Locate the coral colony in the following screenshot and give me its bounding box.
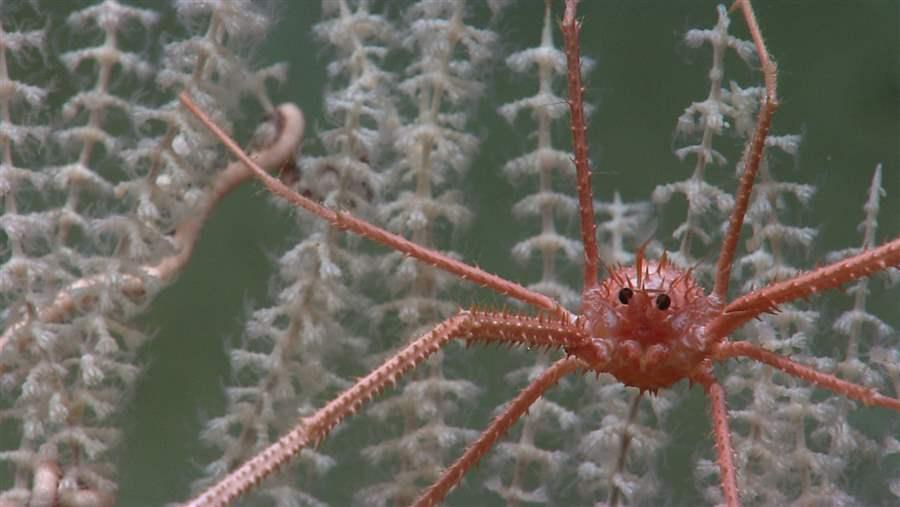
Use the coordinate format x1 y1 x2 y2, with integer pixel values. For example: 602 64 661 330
0 1 897 506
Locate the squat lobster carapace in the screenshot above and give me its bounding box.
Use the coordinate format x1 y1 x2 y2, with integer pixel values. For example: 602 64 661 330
578 252 722 392
179 0 900 505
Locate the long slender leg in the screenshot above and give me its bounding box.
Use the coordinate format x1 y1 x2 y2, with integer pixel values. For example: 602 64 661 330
185 313 471 507
714 341 900 411
185 311 586 506
179 93 565 316
713 0 779 300
709 237 900 337
693 369 740 507
463 309 588 350
560 0 599 289
413 356 583 507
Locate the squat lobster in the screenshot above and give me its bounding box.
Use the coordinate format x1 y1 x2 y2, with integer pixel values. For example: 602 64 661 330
181 0 900 505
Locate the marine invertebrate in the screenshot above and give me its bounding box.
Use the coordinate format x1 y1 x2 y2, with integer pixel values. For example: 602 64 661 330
180 1 900 505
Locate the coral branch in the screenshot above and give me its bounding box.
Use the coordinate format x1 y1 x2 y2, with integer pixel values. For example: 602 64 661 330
0 105 304 356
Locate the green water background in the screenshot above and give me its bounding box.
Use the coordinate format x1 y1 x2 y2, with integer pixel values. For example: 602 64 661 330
13 1 896 505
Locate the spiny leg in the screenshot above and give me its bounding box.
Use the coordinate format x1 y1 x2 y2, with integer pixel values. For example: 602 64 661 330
714 341 900 411
708 237 900 338
561 0 599 289
178 93 566 316
185 310 586 506
413 356 584 507
728 238 900 319
713 0 779 301
693 369 740 507
185 314 469 507
463 309 589 351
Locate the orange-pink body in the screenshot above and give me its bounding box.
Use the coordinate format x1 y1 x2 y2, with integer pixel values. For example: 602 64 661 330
580 258 722 390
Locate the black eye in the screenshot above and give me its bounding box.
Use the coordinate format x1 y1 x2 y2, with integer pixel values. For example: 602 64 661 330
656 293 671 310
618 287 633 305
